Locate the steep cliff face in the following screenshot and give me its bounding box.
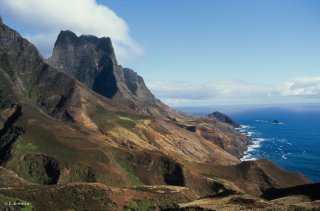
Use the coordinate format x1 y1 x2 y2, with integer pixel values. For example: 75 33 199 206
48 31 157 114
48 31 117 94
0 24 81 122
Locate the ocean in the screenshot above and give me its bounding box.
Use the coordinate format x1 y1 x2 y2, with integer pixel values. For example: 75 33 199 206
176 104 320 182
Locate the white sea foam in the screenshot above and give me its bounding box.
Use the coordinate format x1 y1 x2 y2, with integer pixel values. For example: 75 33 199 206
240 154 256 161
255 120 269 123
238 124 269 161
272 121 284 125
278 139 290 144
281 152 292 160
255 138 266 142
240 138 268 161
240 125 252 129
247 131 255 137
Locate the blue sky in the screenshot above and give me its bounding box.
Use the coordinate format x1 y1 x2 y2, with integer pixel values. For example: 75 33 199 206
1 0 320 106
103 0 320 83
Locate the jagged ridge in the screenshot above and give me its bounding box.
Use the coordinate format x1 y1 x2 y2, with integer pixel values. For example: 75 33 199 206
48 31 157 114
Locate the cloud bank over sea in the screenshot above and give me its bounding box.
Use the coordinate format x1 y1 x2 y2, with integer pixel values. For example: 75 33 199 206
147 77 320 106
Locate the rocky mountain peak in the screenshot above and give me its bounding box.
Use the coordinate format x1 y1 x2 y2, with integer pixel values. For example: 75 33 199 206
54 30 114 55
54 30 78 46
48 30 117 96
48 30 158 114
0 15 3 25
54 30 115 57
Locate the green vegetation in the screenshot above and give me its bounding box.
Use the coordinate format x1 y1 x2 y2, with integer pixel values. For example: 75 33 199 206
13 141 38 155
202 173 225 180
158 201 179 210
118 160 142 185
88 105 116 132
0 184 116 211
17 72 34 92
117 115 136 129
0 194 16 203
123 198 179 211
89 104 146 132
71 164 97 182
292 206 310 211
0 98 11 109
118 116 134 122
0 194 34 211
7 154 60 185
0 53 13 77
17 125 80 164
20 203 34 211
123 199 156 211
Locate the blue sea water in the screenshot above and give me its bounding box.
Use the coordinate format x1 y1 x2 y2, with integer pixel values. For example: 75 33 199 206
176 104 320 182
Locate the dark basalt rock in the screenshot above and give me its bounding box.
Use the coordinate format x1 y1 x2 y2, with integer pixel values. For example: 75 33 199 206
261 183 320 201
92 57 118 98
162 159 185 186
54 30 78 46
0 127 24 165
0 104 22 135
9 154 60 185
48 30 116 91
123 68 139 95
0 23 78 121
48 31 158 114
0 104 23 165
208 111 240 128
186 125 196 132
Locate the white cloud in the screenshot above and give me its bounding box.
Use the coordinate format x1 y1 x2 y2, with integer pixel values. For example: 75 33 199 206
0 0 143 63
146 77 320 106
278 77 320 96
